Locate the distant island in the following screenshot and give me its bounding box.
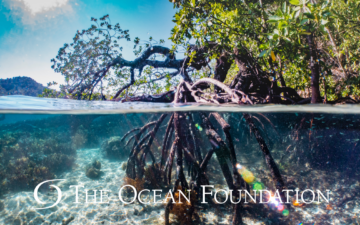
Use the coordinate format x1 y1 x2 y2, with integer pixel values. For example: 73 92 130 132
0 76 45 96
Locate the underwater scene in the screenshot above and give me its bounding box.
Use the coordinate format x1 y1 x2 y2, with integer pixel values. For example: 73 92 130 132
0 96 360 225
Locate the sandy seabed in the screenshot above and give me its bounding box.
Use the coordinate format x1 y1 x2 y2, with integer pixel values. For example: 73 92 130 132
0 148 360 225
0 148 240 225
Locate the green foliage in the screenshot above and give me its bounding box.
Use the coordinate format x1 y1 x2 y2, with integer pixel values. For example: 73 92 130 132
170 0 360 101
38 88 58 98
51 15 131 99
50 2 360 101
51 16 208 99
0 76 45 97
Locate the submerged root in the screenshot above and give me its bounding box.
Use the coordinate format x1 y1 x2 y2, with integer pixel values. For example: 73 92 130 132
116 86 288 225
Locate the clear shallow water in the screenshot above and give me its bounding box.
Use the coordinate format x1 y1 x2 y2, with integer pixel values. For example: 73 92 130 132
1 95 360 114
0 95 359 225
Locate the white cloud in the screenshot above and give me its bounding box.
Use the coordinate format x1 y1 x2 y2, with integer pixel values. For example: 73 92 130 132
4 0 74 25
0 0 79 88
20 0 69 15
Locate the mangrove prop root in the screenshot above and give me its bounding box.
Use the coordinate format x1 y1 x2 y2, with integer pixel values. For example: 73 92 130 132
119 82 291 224
131 131 152 158
210 113 245 225
200 112 234 189
232 203 243 225
183 146 210 188
173 80 193 103
173 112 189 189
183 118 196 163
210 113 241 176
164 141 176 185
243 113 286 203
200 149 215 171
252 115 265 130
125 134 136 147
188 113 203 162
119 127 141 142
256 113 280 138
126 116 165 179
130 121 157 151
160 114 174 169
139 114 167 175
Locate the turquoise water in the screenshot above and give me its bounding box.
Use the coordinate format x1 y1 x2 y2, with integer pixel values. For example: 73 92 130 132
0 96 359 224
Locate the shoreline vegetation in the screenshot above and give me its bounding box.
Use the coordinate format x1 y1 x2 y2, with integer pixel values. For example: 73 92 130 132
46 2 359 105
0 77 45 97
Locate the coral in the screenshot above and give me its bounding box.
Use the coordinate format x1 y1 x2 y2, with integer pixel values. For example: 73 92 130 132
121 162 127 170
92 160 101 169
0 113 151 195
124 177 145 192
85 160 102 179
5 159 53 190
86 167 100 179
101 136 130 159
0 120 76 194
43 153 75 172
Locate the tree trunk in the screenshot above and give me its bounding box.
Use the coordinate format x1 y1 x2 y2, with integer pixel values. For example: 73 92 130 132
306 33 321 103
277 57 286 88
214 53 232 93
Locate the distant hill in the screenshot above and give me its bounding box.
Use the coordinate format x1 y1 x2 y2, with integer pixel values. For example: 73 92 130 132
0 76 45 96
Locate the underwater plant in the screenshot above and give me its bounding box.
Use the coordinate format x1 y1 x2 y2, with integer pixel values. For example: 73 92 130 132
143 163 167 189
85 160 102 179
166 186 197 224
123 177 145 193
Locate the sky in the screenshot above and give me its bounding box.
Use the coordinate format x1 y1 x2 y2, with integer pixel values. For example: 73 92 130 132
0 0 176 87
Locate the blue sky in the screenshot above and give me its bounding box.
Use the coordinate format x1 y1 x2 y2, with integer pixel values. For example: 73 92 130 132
0 0 176 87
